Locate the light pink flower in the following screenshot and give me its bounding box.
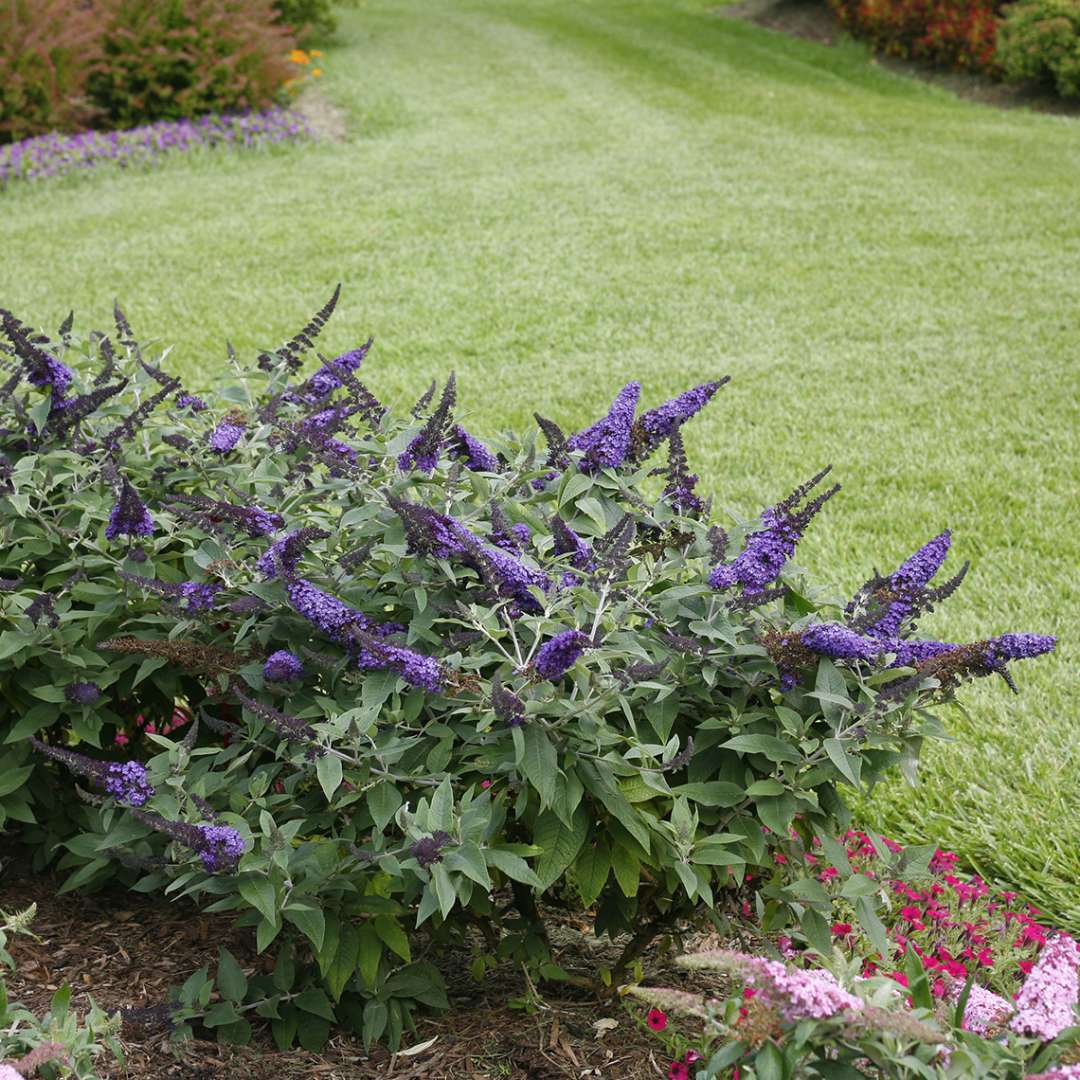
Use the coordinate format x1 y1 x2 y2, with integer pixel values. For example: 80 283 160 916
946 981 1012 1034
0 1065 25 1080
1010 934 1080 1041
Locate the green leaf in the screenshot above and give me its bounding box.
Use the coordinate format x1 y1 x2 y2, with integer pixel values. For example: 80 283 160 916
814 658 849 722
429 776 454 832
799 906 833 957
295 988 336 1021
755 793 796 836
721 734 802 764
203 1001 240 1028
323 922 360 1001
610 843 640 897
296 1012 331 1052
316 754 342 801
368 782 402 832
238 876 278 927
357 923 382 988
374 915 411 962
522 725 560 810
283 904 325 953
445 841 492 890
533 808 588 892
574 838 611 906
216 947 248 1003
216 1019 253 1046
670 781 745 807
839 873 880 900
50 984 71 1022
904 947 934 1011
0 766 33 798
362 998 388 1051
823 738 861 788
855 895 890 960
486 847 542 888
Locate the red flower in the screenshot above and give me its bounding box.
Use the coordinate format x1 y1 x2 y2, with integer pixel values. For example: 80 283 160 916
668 1062 689 1080
831 922 853 937
647 1008 668 1032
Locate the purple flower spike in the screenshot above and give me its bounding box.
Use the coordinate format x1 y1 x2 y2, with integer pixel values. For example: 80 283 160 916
535 630 591 680
410 831 452 868
709 467 838 595
175 393 207 413
286 578 374 642
65 681 101 705
800 623 881 662
551 515 594 570
567 382 641 472
263 650 304 682
357 634 445 693
208 418 245 454
106 476 155 541
196 824 246 874
448 424 499 472
104 761 155 807
988 632 1057 661
633 378 729 460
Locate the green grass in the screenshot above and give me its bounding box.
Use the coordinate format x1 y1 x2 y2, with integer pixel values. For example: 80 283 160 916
2 0 1078 927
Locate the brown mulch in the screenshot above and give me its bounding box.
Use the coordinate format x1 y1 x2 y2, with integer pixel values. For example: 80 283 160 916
717 0 1080 116
0 849 716 1080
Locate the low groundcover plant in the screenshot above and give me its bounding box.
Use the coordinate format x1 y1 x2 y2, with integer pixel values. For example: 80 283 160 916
0 290 1056 1050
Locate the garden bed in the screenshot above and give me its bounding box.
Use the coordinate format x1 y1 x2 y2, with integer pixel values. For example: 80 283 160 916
717 0 1080 115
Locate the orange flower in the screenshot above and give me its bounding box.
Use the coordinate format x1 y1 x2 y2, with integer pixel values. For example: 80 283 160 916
310 49 323 57
312 68 322 77
288 49 310 64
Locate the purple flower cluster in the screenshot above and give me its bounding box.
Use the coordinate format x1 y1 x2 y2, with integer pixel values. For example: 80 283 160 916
256 526 329 580
800 622 882 661
448 425 499 472
358 634 445 693
945 980 1013 1035
195 824 247 874
299 345 371 401
0 109 311 188
30 737 154 807
175 393 207 413
709 468 838 595
105 476 154 541
263 650 304 682
864 531 953 638
492 676 526 726
168 494 283 538
566 382 641 472
551 515 594 570
104 761 155 807
633 378 729 460
1010 934 1080 1041
410 831 452 869
208 418 245 454
286 578 375 642
64 681 101 705
535 630 591 680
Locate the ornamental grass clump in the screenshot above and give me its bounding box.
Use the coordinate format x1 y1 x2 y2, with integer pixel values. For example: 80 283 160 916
0 290 1056 1051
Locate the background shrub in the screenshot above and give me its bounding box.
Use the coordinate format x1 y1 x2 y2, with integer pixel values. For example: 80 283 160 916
997 0 1080 96
0 295 1054 1050
274 0 343 40
87 0 296 129
828 0 1001 72
0 0 104 144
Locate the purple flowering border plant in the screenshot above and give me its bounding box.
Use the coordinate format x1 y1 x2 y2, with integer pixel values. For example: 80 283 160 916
0 289 1056 1052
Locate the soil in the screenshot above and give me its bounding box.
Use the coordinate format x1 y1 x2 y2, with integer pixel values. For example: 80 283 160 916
0 847 745 1080
717 0 1080 117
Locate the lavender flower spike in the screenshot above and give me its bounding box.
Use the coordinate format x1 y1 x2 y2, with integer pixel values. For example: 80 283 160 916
286 578 374 642
356 633 445 693
264 650 304 682
631 378 729 461
535 630 591 680
106 475 155 541
566 382 641 472
551 515 594 570
29 737 154 806
800 623 881 662
208 417 246 454
130 808 245 873
448 424 499 472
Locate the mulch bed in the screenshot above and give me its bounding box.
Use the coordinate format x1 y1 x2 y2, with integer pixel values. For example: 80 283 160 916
0 846 715 1079
717 0 1080 116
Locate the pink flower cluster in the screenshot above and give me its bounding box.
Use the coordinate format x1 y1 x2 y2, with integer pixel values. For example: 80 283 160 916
1010 934 1080 1041
725 952 864 1022
114 705 192 747
796 830 1053 997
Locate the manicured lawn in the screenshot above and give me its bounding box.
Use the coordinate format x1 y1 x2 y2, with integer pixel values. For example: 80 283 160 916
1 0 1077 927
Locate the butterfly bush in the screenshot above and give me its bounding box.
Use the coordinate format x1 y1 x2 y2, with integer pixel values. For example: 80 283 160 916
0 291 1057 1053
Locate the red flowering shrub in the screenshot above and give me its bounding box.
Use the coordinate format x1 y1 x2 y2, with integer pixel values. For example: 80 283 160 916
829 0 1001 72
0 0 104 144
87 0 297 129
